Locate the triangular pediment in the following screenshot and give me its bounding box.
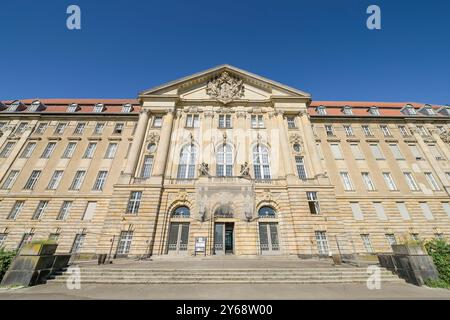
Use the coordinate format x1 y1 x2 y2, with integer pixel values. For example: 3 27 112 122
139 65 310 103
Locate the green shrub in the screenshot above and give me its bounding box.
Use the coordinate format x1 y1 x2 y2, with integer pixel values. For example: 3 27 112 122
425 238 450 288
0 248 17 283
425 278 450 289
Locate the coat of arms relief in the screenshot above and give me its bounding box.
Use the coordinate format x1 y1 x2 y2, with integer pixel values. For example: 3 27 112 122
206 71 245 104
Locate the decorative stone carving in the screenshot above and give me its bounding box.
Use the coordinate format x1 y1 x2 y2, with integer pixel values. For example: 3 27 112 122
199 162 210 177
146 132 160 143
204 110 215 118
236 111 247 118
289 133 303 144
206 72 245 104
240 162 250 178
439 130 450 144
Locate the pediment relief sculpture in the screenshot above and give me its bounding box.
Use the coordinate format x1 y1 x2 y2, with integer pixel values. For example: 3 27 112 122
206 71 245 104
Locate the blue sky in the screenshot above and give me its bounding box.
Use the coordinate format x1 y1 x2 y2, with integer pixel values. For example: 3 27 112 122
1 0 449 104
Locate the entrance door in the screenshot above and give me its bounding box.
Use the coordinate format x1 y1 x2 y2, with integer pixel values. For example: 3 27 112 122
167 222 189 254
214 223 234 255
259 223 280 254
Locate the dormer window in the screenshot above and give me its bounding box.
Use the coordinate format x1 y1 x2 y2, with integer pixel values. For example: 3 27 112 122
0 102 5 111
93 103 105 113
404 104 417 115
6 100 25 112
28 100 45 112
67 104 79 112
369 106 380 116
317 106 327 115
437 105 450 116
424 105 435 116
342 106 353 115
122 104 133 113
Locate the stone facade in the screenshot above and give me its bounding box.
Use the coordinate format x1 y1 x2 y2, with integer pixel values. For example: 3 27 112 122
0 65 449 258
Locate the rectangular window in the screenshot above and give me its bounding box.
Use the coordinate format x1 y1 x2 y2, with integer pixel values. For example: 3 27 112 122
330 144 343 160
83 142 97 159
47 170 64 190
57 201 72 220
251 115 264 128
185 114 200 128
385 234 397 246
350 202 364 220
0 142 16 157
70 170 86 190
62 142 77 158
370 144 384 160
82 202 97 220
41 142 56 159
373 202 388 220
295 156 307 180
18 233 34 251
361 172 376 191
218 115 232 128
92 171 108 191
350 144 364 160
32 201 49 220
0 233 7 248
73 123 86 135
307 192 320 214
420 202 434 220
141 156 153 179
325 125 334 136
113 123 124 134
396 202 411 220
389 144 404 160
380 125 391 137
7 201 25 220
48 233 60 242
153 116 163 128
343 125 354 136
403 172 420 191
425 172 441 191
20 142 36 158
54 123 67 135
94 123 105 135
417 126 429 137
428 144 445 161
24 170 41 190
340 172 354 191
117 231 133 255
126 191 142 214
104 143 118 159
287 117 296 129
15 122 28 134
399 125 410 137
34 123 48 135
361 234 374 253
343 107 353 115
71 234 86 254
362 125 373 136
315 231 329 255
383 172 398 191
1 170 19 189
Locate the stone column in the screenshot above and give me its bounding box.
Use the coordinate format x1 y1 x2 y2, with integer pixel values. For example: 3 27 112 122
121 109 150 182
275 111 296 178
300 111 324 177
153 108 175 177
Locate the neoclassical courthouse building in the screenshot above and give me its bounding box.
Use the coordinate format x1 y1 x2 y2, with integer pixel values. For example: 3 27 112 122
0 65 449 259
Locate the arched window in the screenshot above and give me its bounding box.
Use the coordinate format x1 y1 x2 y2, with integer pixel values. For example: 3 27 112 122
216 144 233 177
253 144 271 179
172 206 190 218
258 206 276 217
177 144 197 179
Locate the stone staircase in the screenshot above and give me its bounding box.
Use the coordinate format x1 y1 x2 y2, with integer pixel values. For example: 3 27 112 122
48 266 403 284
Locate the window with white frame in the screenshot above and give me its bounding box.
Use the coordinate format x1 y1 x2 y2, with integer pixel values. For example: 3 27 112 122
177 144 197 179
73 123 86 135
425 172 440 191
70 170 86 190
251 115 264 128
408 144 423 160
122 104 133 113
361 172 376 191
343 125 354 136
71 234 86 253
362 125 373 136
253 144 271 180
307 192 320 214
62 142 77 158
92 171 108 191
94 123 105 135
57 201 72 220
41 142 56 159
342 106 353 115
389 144 404 160
83 142 97 159
82 202 97 220
315 231 329 255
15 122 28 134
380 125 391 137
218 114 232 128
7 201 25 219
369 107 380 116
47 170 63 190
350 144 364 160
140 155 153 179
20 142 36 158
330 143 344 160
0 142 16 157
216 144 233 177
32 201 49 220
185 114 200 128
383 172 398 191
67 104 78 112
424 106 435 115
153 116 163 128
340 172 354 191
361 234 374 253
405 105 417 115
24 170 41 190
403 172 420 191
105 143 118 159
54 123 67 135
295 156 307 180
34 123 48 135
286 117 296 129
385 234 397 246
317 106 327 115
126 191 142 214
117 231 133 255
113 123 124 134
93 104 105 113
370 144 384 160
325 125 334 136
398 125 410 137
18 233 34 250
1 170 19 189
417 126 429 137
